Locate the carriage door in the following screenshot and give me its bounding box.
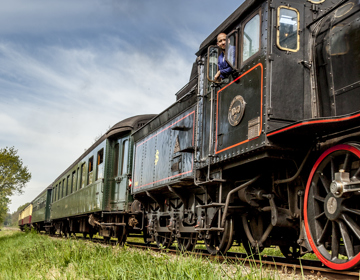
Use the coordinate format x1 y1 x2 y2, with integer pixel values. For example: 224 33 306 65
271 2 305 121
45 188 52 222
111 137 130 211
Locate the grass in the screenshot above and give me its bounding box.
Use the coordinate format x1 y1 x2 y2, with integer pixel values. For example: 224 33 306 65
0 229 292 280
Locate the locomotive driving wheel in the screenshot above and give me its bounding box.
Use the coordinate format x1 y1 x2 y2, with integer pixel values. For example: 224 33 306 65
304 143 360 270
240 212 265 255
204 215 234 255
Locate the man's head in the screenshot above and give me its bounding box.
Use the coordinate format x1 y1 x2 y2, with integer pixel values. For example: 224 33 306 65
217 33 227 51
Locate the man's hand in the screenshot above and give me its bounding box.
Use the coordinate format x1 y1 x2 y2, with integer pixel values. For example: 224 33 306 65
214 70 221 81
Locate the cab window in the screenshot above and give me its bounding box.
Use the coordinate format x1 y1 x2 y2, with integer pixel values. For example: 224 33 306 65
277 7 300 52
242 14 260 62
207 46 219 82
225 31 238 69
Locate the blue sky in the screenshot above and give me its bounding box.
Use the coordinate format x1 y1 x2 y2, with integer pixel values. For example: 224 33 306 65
1 0 244 213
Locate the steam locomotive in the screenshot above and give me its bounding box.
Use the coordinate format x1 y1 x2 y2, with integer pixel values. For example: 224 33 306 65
19 0 360 271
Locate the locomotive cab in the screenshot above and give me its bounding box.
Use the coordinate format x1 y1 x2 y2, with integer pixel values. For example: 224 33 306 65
196 0 360 268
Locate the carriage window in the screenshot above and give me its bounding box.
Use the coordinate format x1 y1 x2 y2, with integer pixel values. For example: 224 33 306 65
277 7 300 52
73 170 77 192
225 31 237 69
96 149 104 180
114 143 119 176
121 140 129 175
88 156 94 185
54 185 58 201
58 183 61 199
63 179 66 196
242 14 260 62
80 163 86 189
67 175 70 195
59 181 63 199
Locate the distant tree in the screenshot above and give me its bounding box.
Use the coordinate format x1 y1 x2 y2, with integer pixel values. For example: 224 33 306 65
3 212 12 226
0 196 10 225
0 147 31 224
17 202 30 212
11 210 20 227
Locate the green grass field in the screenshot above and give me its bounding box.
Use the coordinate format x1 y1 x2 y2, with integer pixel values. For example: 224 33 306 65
0 228 295 280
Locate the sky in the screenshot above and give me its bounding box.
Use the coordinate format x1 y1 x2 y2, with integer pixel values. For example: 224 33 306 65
1 0 244 213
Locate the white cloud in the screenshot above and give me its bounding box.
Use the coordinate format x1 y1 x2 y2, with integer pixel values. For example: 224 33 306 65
2 36 194 212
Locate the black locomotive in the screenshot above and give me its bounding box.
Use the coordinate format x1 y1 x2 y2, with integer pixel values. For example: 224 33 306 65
21 0 360 271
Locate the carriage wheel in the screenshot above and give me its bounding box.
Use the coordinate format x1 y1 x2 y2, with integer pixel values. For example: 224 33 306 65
304 143 360 270
204 216 234 255
155 232 173 249
176 233 197 251
61 225 69 238
117 226 127 245
143 225 151 245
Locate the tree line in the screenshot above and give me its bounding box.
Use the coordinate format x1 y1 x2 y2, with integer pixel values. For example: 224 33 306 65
0 147 31 226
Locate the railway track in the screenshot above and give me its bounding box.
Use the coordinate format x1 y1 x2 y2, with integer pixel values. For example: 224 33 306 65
125 242 359 280
46 232 360 279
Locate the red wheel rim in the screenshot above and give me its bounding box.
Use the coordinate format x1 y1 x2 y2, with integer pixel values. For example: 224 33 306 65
304 144 360 270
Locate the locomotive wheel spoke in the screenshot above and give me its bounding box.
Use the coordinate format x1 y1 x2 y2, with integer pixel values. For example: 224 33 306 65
313 194 325 203
305 144 360 270
339 220 354 259
314 211 325 220
318 172 330 194
341 213 360 240
343 206 360 216
331 222 340 260
317 219 330 244
343 152 351 172
330 157 335 181
352 166 360 179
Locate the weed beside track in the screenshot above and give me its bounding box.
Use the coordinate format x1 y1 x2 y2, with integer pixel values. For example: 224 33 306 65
0 229 295 280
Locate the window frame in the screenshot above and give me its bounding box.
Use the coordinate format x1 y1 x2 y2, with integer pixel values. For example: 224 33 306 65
96 148 104 180
72 170 77 193
206 45 220 83
241 10 262 66
121 140 129 176
63 179 66 197
308 0 325 4
225 30 238 70
87 156 94 185
80 163 86 189
276 6 300 52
